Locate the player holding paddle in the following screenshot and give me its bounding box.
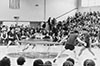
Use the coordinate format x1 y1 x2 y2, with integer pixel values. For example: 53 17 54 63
53 30 86 63
78 29 96 60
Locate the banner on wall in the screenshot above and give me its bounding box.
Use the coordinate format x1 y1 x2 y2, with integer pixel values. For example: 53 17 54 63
9 0 20 9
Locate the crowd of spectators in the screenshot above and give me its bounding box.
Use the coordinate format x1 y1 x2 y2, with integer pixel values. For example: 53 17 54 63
0 11 100 46
0 56 96 66
47 11 100 39
0 23 55 45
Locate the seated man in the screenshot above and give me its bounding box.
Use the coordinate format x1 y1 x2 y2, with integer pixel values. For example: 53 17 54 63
7 28 20 48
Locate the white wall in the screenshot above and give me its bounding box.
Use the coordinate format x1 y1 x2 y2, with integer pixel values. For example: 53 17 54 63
0 0 44 21
0 0 77 21
46 0 77 21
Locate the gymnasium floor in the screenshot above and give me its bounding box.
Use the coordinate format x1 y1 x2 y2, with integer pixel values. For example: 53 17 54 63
0 45 100 66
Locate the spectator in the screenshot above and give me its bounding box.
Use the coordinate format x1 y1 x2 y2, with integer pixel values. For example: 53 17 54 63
83 59 95 66
17 56 26 66
7 27 20 47
66 58 75 65
33 59 44 66
29 29 35 39
0 56 11 66
44 61 52 66
20 30 26 40
1 30 8 45
63 61 73 66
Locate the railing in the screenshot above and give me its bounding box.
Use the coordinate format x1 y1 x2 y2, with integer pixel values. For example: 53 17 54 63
55 8 78 19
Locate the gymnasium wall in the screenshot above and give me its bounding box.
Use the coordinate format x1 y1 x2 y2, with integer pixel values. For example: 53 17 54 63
0 0 44 21
0 0 77 21
46 0 77 21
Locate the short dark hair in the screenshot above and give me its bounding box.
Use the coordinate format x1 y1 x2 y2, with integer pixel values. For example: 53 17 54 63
63 61 73 66
0 56 11 66
17 56 26 65
83 59 95 66
45 61 52 66
67 58 75 65
33 59 44 66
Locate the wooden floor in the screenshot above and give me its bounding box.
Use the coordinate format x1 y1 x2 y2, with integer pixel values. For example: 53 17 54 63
0 45 100 66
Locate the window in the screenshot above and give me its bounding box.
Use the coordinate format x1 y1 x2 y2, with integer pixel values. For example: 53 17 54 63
82 0 100 7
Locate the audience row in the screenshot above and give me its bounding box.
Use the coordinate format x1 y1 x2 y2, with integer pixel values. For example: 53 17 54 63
0 56 95 66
